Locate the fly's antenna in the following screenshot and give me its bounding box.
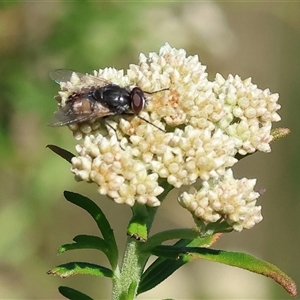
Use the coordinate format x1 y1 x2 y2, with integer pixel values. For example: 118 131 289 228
144 87 169 95
137 115 165 132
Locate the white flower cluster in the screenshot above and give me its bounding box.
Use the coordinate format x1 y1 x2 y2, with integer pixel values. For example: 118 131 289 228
178 169 263 232
72 134 163 207
53 43 281 231
214 74 281 155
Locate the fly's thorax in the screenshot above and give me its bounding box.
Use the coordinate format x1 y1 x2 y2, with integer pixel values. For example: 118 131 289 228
94 84 131 114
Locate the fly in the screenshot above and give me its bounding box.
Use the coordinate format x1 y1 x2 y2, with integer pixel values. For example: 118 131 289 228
49 69 166 131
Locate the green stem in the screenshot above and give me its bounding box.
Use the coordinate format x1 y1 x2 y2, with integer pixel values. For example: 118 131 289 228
112 238 149 300
112 180 174 299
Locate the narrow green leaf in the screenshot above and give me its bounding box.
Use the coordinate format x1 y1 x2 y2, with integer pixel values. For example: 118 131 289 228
139 257 185 295
58 234 116 268
143 229 221 252
153 245 298 297
63 191 118 268
59 235 107 253
127 217 148 242
138 236 221 294
58 286 93 300
127 203 151 242
47 262 113 278
46 144 75 163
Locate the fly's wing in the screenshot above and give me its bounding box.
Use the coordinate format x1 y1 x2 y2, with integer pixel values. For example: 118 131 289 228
50 69 110 87
48 103 113 127
50 69 78 84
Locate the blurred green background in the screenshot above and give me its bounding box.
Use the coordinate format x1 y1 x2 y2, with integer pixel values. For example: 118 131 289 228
0 2 299 299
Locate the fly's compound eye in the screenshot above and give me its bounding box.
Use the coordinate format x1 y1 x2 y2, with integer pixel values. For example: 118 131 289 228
131 87 146 114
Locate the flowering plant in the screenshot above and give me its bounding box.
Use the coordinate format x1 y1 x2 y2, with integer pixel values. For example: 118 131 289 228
47 43 296 299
